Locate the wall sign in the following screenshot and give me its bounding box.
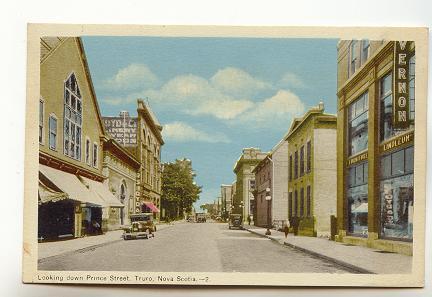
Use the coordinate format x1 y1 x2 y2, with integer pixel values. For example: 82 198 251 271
393 41 412 129
347 151 368 166
103 113 138 146
381 131 414 153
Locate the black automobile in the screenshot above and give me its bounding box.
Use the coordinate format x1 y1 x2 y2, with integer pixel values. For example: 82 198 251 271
228 214 243 229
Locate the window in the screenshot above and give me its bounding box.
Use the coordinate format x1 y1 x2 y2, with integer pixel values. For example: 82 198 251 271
289 155 293 181
39 100 44 144
294 151 298 179
380 146 414 240
306 186 311 217
48 115 57 150
288 192 293 219
64 73 82 160
361 40 370 64
300 145 305 176
85 138 90 165
306 141 311 172
349 40 358 76
92 143 98 167
294 190 298 217
348 91 369 156
300 188 304 217
347 162 368 236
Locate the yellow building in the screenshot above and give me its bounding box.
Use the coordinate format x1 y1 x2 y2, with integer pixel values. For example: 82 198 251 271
287 103 337 237
336 40 415 255
38 37 123 240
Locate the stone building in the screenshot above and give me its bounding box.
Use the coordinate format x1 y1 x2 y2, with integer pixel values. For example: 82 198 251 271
101 138 140 229
103 100 164 221
336 40 415 255
253 137 289 229
233 148 267 221
287 102 337 237
38 37 123 240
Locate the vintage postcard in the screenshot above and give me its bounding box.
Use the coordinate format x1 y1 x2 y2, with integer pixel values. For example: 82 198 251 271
23 24 428 287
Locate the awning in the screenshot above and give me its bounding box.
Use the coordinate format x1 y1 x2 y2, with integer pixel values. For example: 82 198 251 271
39 164 104 207
38 180 68 204
143 201 160 213
81 177 124 208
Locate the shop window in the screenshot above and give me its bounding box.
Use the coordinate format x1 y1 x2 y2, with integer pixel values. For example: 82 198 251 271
306 186 311 217
347 162 368 236
64 73 82 161
300 188 304 217
348 92 369 156
39 99 44 144
294 190 298 217
48 115 57 150
294 151 298 179
380 146 414 240
300 145 305 176
306 141 311 172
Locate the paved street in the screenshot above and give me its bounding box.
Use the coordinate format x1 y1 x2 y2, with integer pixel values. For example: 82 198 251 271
39 222 351 273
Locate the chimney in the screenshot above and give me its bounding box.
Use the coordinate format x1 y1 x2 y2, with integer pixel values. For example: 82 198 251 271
318 101 324 111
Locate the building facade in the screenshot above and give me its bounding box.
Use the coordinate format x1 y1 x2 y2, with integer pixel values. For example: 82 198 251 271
287 102 337 237
336 40 415 255
38 37 123 240
102 138 140 229
232 148 267 221
220 184 233 219
252 156 272 227
103 101 164 221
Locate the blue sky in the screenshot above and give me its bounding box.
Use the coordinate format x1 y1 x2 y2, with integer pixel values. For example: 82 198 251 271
82 36 338 208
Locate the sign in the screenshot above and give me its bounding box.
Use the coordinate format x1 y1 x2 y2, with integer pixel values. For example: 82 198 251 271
393 41 412 129
381 131 414 153
347 151 368 166
103 114 138 146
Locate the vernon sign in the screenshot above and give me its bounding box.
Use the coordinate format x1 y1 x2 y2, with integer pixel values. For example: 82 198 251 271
393 41 412 129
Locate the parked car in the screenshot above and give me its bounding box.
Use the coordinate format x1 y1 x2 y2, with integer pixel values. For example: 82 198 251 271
196 213 206 223
123 213 156 240
229 214 243 229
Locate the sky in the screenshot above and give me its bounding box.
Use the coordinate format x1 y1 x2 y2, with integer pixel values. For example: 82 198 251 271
82 36 338 208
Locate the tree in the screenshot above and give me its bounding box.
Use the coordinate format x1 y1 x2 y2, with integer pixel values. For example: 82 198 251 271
161 159 202 220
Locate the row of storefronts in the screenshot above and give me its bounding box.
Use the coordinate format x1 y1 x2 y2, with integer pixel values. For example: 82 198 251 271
38 37 163 241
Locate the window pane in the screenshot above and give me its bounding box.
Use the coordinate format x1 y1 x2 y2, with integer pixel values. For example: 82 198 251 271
77 100 82 114
348 167 356 187
363 163 368 181
348 92 369 156
405 146 414 173
391 149 405 176
355 164 363 185
381 155 391 178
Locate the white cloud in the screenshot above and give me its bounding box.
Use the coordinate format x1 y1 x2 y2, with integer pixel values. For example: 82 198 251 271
279 72 305 89
163 122 230 143
210 67 272 97
104 64 159 91
238 89 305 127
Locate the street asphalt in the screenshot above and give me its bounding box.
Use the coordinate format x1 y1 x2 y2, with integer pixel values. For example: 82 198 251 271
38 222 351 273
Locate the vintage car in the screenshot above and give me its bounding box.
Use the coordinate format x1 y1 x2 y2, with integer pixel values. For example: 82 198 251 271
196 213 206 223
228 214 243 229
123 213 156 240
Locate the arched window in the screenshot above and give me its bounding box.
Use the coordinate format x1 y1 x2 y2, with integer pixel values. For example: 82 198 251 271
64 73 82 160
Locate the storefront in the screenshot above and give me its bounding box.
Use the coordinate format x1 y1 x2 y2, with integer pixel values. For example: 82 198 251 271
336 40 415 255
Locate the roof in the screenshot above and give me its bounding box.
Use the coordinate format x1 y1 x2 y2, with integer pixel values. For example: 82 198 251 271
102 138 141 169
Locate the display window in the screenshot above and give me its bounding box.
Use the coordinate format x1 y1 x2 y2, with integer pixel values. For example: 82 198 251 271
346 162 368 236
380 146 414 240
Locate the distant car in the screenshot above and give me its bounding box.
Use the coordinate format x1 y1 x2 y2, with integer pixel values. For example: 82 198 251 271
196 213 206 223
187 216 194 223
123 213 156 240
229 214 243 229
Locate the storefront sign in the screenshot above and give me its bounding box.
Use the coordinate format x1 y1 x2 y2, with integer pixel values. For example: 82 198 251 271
393 41 412 129
347 151 368 166
382 184 394 225
381 131 414 153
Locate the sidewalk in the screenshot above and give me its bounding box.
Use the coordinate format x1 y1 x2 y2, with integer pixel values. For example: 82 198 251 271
38 221 184 261
243 225 412 274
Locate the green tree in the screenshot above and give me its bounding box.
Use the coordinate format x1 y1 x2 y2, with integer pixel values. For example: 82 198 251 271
161 159 202 220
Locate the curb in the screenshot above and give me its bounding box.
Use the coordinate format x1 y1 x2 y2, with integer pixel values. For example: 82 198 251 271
245 228 374 274
38 223 178 263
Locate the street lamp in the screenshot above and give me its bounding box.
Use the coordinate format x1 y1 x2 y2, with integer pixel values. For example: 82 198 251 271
265 187 272 235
